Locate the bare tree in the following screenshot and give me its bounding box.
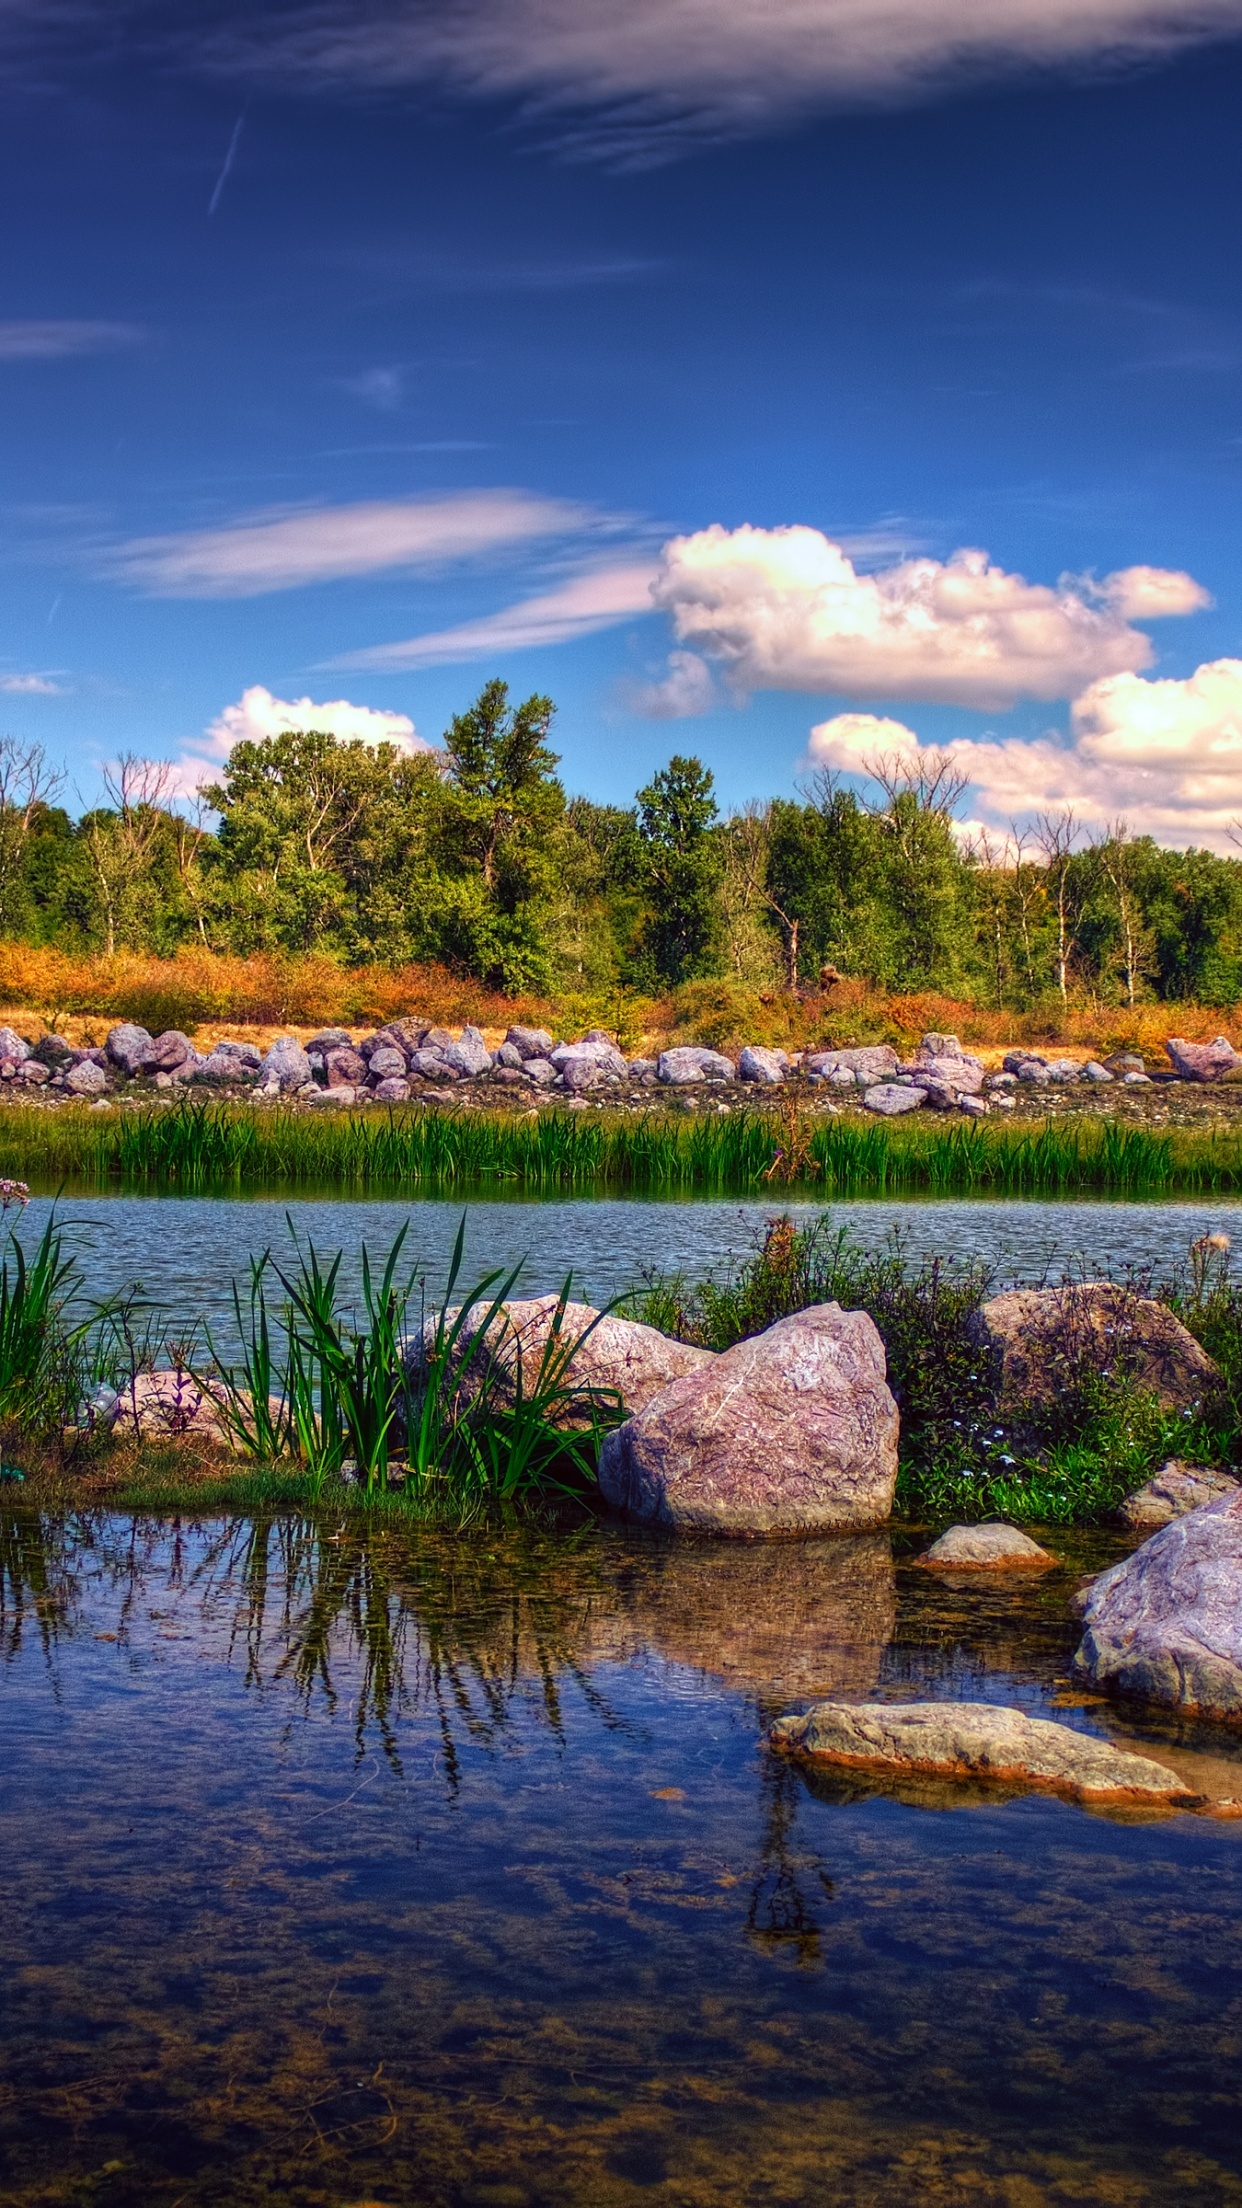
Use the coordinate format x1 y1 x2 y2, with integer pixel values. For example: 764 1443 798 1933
1034 808 1080 1005
862 747 970 820
0 735 63 934
723 801 801 988
1092 818 1149 1009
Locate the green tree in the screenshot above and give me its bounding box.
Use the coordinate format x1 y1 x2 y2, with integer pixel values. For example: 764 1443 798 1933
429 681 566 991
627 755 722 987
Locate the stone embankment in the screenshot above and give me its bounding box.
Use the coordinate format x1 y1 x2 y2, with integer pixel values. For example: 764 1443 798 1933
1 1016 1239 1112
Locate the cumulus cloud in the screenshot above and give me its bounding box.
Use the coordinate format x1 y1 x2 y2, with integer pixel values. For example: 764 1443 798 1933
108 488 595 598
807 657 1242 850
1096 564 1213 619
330 561 658 669
624 648 719 719
197 0 1242 162
650 525 1205 710
0 672 62 694
168 683 429 797
0 319 145 360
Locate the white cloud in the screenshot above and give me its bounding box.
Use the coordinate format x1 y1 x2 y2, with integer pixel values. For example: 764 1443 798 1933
108 488 595 598
650 525 1205 710
0 672 62 694
168 684 430 797
625 648 719 719
201 0 1242 161
330 561 658 669
1097 564 1213 619
0 320 144 361
807 657 1242 850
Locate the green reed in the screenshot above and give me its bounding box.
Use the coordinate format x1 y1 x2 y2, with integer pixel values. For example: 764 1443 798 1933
1 1094 1238 1198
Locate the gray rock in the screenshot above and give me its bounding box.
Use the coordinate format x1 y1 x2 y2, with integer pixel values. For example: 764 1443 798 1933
1166 1035 1242 1082
505 1024 556 1060
739 1045 788 1085
863 1082 925 1115
770 1700 1193 1804
523 1057 558 1087
656 1045 736 1085
64 1058 107 1097
916 1522 1055 1569
1074 1488 1242 1717
139 1029 196 1074
984 1071 1017 1091
1123 1070 1153 1086
188 1050 255 1085
306 1083 354 1106
968 1282 1221 1426
439 1024 494 1078
259 1035 313 1092
553 1035 628 1080
560 1053 608 1092
1003 1050 1045 1074
494 1041 525 1070
372 1076 411 1102
598 1302 899 1537
1082 1061 1114 1083
0 1026 30 1063
408 1047 456 1079
1045 1057 1083 1081
409 1296 714 1426
213 1038 263 1068
104 1023 150 1073
626 1058 657 1081
919 1031 966 1058
806 1044 899 1082
423 1026 456 1051
365 1044 407 1082
1104 1051 1146 1074
16 1059 48 1085
1116 1460 1240 1530
1017 1061 1053 1085
914 1045 985 1094
304 1028 354 1052
958 1094 988 1117
325 1046 367 1087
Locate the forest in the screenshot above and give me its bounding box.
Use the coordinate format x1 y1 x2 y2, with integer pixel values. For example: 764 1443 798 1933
4 677 1242 1011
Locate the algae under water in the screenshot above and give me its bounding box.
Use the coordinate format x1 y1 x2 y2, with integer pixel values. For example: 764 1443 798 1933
3 1509 1242 2207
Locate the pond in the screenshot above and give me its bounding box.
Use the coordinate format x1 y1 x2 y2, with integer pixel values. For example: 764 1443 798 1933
17 1191 1242 1345
3 1509 1242 2206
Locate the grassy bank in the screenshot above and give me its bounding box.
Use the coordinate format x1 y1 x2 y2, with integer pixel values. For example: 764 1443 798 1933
4 1095 1242 1198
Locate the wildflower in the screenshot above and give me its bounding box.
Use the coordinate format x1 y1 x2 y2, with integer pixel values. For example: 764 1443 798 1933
0 1179 29 1212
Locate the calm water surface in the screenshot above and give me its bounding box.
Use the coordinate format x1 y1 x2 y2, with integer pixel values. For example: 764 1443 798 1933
3 1508 1242 2207
17 1192 1242 1345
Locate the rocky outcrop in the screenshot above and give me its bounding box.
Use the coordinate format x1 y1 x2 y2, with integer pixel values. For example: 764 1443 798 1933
1074 1489 1242 1717
657 1046 736 1084
1166 1035 1242 1081
407 1295 715 1424
598 1303 898 1537
916 1523 1056 1570
1117 1461 1240 1530
770 1699 1195 1804
967 1282 1221 1425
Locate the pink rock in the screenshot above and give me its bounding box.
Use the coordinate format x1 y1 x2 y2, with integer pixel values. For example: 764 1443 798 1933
1165 1035 1242 1082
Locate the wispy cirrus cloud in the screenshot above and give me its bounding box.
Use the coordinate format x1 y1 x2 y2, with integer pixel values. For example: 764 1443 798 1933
0 319 145 361
329 560 658 669
105 487 602 597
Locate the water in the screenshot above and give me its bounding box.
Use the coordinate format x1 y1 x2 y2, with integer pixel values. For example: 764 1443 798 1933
17 1192 1242 1346
4 1508 1242 2206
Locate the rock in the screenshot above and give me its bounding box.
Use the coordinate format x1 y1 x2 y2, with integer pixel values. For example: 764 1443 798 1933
372 1076 410 1102
307 1084 354 1105
914 1044 985 1094
408 1047 456 1079
770 1700 1194 1804
103 1368 234 1447
0 1026 30 1063
190 1049 258 1085
958 1094 987 1118
657 1046 736 1084
365 1044 406 1082
522 1057 558 1087
919 1031 966 1058
1003 1049 1045 1073
213 1038 263 1068
1116 1460 1241 1530
739 1045 788 1085
32 1033 74 1067
438 1025 494 1078
16 1059 48 1085
305 1028 353 1052
1083 1061 1114 1083
64 1058 107 1097
1123 1071 1152 1086
916 1522 1056 1570
626 1057 657 1081
140 1029 196 1075
806 1045 899 1082
1074 1489 1242 1717
325 1045 368 1087
984 1070 1017 1091
1017 1061 1053 1085
1104 1052 1146 1075
560 1053 610 1092
554 1036 628 1081
257 1035 313 1092
1165 1035 1242 1082
863 1082 925 1115
598 1303 899 1537
376 1017 430 1050
1045 1057 1083 1081
493 1041 524 1070
105 1022 153 1073
409 1297 715 1425
505 1025 556 1060
967 1283 1221 1425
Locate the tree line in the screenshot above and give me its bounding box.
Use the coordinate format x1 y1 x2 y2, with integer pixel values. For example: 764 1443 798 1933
3 679 1242 1006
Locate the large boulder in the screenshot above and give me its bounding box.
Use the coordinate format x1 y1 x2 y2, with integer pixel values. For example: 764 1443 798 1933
64 1058 107 1097
325 1045 368 1087
505 1025 556 1060
1074 1489 1242 1717
1117 1460 1240 1530
258 1036 313 1092
1166 1035 1242 1081
770 1700 1195 1805
657 1046 736 1085
598 1303 899 1537
438 1024 494 1078
0 1026 30 1064
140 1029 197 1075
406 1296 714 1425
32 1033 74 1067
553 1035 627 1084
863 1083 925 1116
104 1023 149 1073
966 1283 1221 1426
806 1045 898 1082
912 1036 985 1095
738 1045 787 1085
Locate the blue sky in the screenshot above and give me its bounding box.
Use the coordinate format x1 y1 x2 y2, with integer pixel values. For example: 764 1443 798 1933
4 0 1242 843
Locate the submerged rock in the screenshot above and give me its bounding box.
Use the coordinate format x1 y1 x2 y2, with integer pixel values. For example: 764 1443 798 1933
598 1303 898 1537
1074 1489 1242 1717
770 1699 1195 1804
1117 1461 1240 1530
916 1523 1056 1570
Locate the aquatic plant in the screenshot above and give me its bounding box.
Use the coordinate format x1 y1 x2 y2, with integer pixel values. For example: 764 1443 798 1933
3 1093 1240 1200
